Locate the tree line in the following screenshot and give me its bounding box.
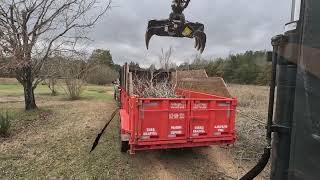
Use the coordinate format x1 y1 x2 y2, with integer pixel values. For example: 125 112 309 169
177 51 271 85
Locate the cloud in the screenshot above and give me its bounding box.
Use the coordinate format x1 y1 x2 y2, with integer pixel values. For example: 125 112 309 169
89 0 292 65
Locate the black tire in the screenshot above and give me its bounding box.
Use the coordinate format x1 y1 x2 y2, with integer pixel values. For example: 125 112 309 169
119 125 129 153
120 140 129 153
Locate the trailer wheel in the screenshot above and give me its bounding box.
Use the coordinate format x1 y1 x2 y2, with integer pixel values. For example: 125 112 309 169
120 140 129 153
119 128 129 152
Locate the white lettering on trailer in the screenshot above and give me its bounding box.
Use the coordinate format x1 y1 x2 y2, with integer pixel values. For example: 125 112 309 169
143 128 158 136
143 131 158 136
193 129 205 133
194 126 204 130
170 103 186 109
170 130 182 135
214 125 228 129
146 128 155 132
169 113 185 119
194 103 208 109
180 113 185 119
171 126 182 130
193 126 205 134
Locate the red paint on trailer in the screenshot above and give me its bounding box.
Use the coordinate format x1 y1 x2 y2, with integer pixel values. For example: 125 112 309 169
119 88 237 154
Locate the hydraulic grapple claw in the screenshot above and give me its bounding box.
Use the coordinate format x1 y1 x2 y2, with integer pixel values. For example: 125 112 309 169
194 37 199 49
145 0 207 53
145 19 172 50
194 30 206 53
145 20 207 53
145 29 153 50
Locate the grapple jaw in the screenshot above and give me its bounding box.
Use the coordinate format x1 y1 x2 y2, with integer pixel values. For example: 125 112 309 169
145 19 207 53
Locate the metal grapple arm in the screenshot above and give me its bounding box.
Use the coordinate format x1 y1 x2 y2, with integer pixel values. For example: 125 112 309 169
145 0 207 53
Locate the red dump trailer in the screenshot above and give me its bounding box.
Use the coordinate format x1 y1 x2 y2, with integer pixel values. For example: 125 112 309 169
119 87 237 154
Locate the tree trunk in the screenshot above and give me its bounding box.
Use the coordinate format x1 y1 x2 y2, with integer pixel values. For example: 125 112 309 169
22 67 37 111
49 78 57 96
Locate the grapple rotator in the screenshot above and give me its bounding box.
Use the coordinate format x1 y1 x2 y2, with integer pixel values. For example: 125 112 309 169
145 0 207 53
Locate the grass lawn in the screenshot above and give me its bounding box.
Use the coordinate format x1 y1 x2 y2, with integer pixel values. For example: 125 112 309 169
0 83 114 101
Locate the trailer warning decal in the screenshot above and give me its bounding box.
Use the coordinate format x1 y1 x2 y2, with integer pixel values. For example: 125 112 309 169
192 126 205 136
143 128 158 136
170 126 182 134
214 125 228 132
214 125 228 129
168 126 183 137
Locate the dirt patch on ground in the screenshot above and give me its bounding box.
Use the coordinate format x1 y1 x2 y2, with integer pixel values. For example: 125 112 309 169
200 146 267 180
0 78 18 84
0 96 24 103
200 146 243 179
131 148 232 180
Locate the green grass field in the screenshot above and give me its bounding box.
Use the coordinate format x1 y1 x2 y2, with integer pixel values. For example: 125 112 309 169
0 83 114 101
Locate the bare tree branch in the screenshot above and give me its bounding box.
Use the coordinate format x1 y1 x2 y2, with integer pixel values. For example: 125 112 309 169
159 46 174 72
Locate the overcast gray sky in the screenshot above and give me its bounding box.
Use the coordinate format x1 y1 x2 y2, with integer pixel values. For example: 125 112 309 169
89 0 292 67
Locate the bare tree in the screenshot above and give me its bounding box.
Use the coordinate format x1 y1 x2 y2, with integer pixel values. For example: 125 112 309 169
0 0 111 110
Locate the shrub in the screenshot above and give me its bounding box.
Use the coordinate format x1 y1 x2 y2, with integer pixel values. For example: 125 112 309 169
64 79 85 100
61 59 89 100
0 112 11 137
86 65 118 85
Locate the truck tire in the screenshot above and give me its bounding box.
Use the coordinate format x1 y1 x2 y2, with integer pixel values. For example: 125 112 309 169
121 141 129 153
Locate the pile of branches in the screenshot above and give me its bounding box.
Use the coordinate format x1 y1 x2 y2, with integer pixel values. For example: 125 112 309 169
132 75 178 98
